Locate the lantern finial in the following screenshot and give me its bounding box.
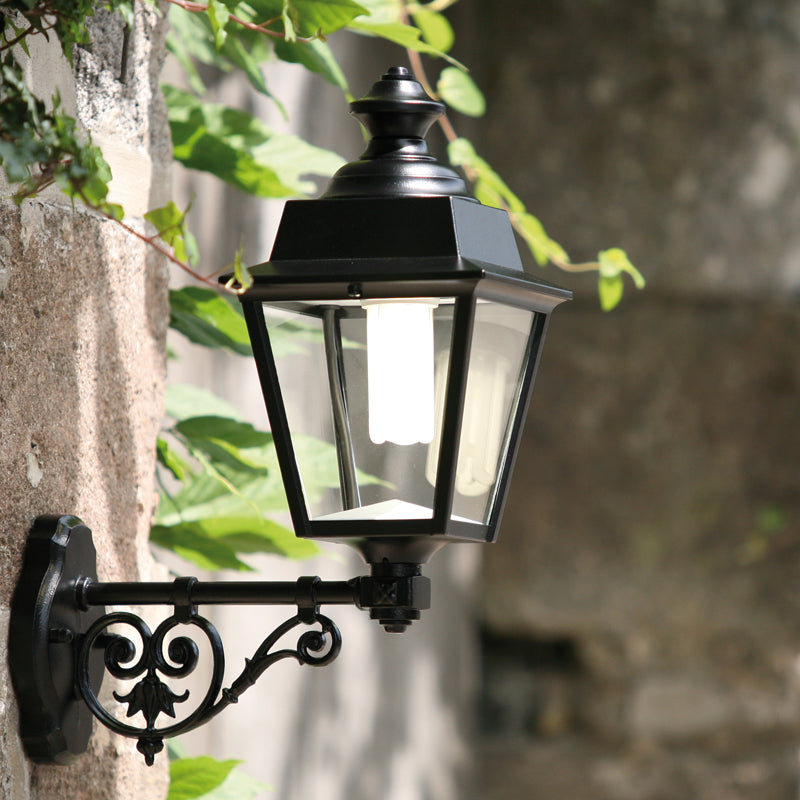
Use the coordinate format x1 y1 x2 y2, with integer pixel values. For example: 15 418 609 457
322 66 472 200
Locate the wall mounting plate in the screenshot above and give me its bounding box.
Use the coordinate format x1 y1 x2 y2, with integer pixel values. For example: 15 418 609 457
9 516 105 764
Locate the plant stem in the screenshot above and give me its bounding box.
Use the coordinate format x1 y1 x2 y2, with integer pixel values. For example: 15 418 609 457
79 191 243 295
163 0 319 41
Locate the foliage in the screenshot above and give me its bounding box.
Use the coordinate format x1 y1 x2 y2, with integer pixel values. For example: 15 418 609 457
155 291 322 571
167 751 267 800
1 0 643 306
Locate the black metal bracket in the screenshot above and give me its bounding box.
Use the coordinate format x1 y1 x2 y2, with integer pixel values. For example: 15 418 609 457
8 516 431 766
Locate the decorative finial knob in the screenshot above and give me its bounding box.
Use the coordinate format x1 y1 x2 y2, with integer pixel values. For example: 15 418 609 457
321 67 472 200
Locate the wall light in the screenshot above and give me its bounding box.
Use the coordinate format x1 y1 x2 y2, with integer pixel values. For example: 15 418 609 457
9 67 571 767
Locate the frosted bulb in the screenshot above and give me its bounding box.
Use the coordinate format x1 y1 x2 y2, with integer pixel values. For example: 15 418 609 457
426 341 515 497
366 300 437 446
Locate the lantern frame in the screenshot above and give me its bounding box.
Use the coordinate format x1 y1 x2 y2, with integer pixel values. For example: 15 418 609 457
238 194 571 565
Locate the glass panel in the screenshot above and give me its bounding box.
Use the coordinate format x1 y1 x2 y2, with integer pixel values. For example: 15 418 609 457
449 303 536 525
264 299 455 522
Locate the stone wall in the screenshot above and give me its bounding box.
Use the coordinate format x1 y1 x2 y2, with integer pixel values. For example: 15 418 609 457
453 1 800 797
0 5 170 799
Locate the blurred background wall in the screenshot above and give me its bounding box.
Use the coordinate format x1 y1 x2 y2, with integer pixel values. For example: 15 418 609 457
462 1 800 798
170 1 800 798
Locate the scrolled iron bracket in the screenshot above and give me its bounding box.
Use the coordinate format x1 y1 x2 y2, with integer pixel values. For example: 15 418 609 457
9 516 430 766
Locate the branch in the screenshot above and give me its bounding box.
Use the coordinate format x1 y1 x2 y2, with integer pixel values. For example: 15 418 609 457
400 3 604 277
78 190 244 295
163 0 321 41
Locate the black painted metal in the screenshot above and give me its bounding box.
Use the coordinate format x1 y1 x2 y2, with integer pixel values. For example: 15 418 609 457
224 68 572 569
430 295 476 533
242 300 313 539
486 313 550 537
8 516 105 764
322 66 471 200
322 307 361 510
10 517 431 766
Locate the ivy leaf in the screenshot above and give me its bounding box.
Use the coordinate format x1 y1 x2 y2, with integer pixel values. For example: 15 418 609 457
597 248 645 311
175 415 272 450
150 524 255 571
157 436 191 481
164 85 344 197
351 0 402 24
286 0 369 35
516 213 569 267
598 247 646 288
347 21 465 68
448 137 570 265
224 248 252 291
168 756 243 800
158 515 317 560
412 8 454 52
244 0 368 36
598 275 624 312
281 0 297 42
448 136 523 212
165 383 245 422
154 470 289 526
273 38 349 91
166 5 274 98
197 763 270 800
169 286 252 356
146 202 199 265
437 67 486 117
207 0 231 49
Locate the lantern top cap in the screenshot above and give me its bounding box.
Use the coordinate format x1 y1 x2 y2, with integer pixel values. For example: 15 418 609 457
321 67 472 200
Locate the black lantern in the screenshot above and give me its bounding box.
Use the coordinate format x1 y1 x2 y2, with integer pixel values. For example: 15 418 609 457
8 67 570 767
236 66 571 575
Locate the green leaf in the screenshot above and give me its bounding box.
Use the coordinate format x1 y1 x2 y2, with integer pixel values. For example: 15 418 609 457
165 384 246 422
146 202 199 265
151 524 254 571
351 0 401 24
596 249 645 310
167 757 241 800
348 21 464 68
598 247 646 288
273 38 349 91
282 0 297 41
227 248 252 292
169 286 252 356
412 8 454 52
175 415 272 449
285 0 369 35
198 764 269 800
157 436 191 481
167 514 317 559
598 274 624 312
447 137 523 212
155 470 289 525
166 31 207 95
164 85 344 197
166 5 274 98
516 213 569 266
207 0 231 49
447 137 572 266
437 67 485 117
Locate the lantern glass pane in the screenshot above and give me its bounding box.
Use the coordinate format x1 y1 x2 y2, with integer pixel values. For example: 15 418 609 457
449 302 537 525
263 299 456 522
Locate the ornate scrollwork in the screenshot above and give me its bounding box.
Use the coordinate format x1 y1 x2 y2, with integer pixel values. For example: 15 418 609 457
76 607 342 764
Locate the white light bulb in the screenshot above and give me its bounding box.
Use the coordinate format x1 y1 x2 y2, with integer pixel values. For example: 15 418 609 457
366 300 437 446
426 306 532 500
